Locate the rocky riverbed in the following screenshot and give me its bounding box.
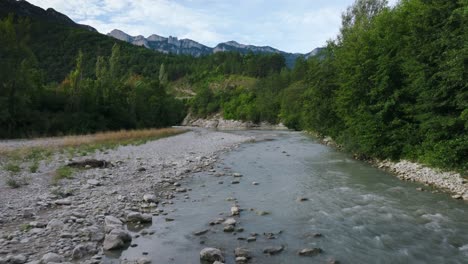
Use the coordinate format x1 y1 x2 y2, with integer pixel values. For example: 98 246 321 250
0 128 250 264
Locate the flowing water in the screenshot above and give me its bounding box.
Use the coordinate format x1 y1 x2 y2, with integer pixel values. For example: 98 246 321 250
107 130 468 264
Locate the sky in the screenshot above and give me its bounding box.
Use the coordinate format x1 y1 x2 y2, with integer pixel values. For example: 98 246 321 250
27 0 398 53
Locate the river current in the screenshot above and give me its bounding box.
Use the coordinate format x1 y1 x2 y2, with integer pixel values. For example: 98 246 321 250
108 130 468 264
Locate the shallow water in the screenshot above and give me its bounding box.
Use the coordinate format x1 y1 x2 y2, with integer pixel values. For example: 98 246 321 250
107 130 468 264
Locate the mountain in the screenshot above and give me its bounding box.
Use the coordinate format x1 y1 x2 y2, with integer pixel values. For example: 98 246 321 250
0 0 96 32
108 29 212 56
108 29 321 67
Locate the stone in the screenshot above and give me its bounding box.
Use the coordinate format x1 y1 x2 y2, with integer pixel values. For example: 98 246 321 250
233 173 243 177
235 257 247 263
72 244 94 260
263 245 284 255
41 253 64 263
55 199 72 205
87 179 100 186
298 248 323 256
452 194 462 200
29 221 47 228
10 255 27 264
231 180 240 184
252 182 259 185
209 218 225 225
127 212 152 223
103 229 132 250
297 197 309 202
200 248 224 263
175 188 187 193
105 216 123 226
47 219 64 230
143 194 157 203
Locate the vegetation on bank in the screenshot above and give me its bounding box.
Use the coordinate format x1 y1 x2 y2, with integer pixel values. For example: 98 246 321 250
0 0 466 171
191 0 467 171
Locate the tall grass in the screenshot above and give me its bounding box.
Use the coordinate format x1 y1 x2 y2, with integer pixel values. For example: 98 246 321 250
0 128 186 163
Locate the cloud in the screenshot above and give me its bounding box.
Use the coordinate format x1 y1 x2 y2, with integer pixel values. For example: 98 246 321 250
27 0 395 53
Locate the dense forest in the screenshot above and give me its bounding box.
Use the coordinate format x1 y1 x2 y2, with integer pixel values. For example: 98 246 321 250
0 0 466 171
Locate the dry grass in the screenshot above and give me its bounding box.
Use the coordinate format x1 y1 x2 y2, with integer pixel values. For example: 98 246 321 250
0 128 186 162
61 128 184 147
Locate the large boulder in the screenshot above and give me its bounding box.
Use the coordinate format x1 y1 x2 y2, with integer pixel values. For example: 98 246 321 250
103 229 132 250
200 248 224 263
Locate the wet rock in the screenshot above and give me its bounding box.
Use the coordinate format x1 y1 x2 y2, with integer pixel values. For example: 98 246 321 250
176 187 187 193
252 182 259 185
127 212 152 223
41 253 64 263
234 248 251 259
103 229 132 250
223 218 236 226
263 245 284 255
200 248 224 263
137 167 146 172
224 225 235 232
209 218 225 225
298 248 322 256
247 237 256 242
297 197 309 202
233 173 243 177
231 206 240 216
231 180 240 184
194 229 210 236
452 194 462 200
165 218 174 222
235 257 247 263
256 210 270 216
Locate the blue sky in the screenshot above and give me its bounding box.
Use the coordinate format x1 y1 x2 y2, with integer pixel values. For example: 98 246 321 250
27 0 398 53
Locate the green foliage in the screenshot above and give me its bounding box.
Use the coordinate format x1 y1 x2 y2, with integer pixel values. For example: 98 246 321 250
29 161 39 173
0 0 466 171
4 163 21 173
53 166 74 184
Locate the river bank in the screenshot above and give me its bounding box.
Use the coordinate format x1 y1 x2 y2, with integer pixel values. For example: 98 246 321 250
0 128 251 263
182 113 288 130
317 135 468 201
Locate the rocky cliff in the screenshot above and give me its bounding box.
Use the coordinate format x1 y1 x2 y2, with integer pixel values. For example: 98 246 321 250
107 29 323 67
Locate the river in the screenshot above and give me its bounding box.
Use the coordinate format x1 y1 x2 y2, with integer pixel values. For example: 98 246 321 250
106 130 468 264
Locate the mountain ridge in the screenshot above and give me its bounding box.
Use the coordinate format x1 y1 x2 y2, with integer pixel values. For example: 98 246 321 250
107 29 323 67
